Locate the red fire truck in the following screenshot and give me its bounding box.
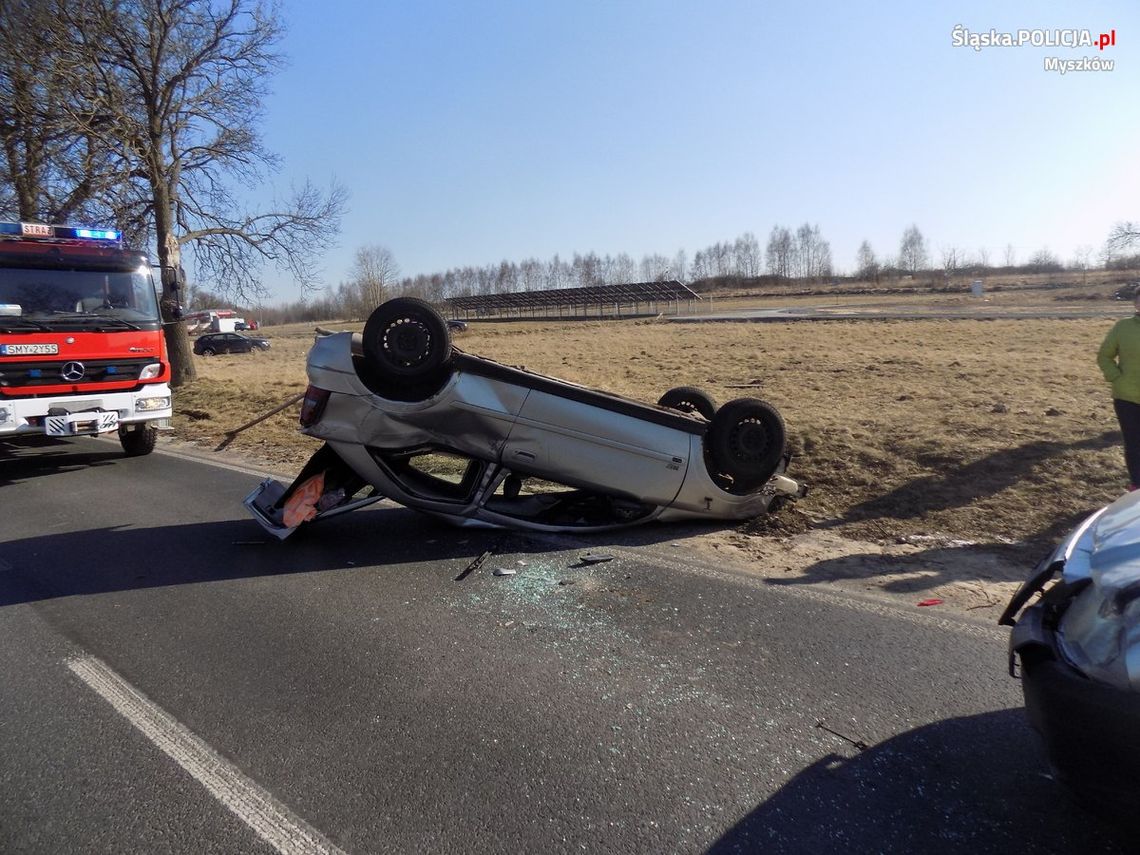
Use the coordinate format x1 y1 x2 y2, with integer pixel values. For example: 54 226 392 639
0 221 174 456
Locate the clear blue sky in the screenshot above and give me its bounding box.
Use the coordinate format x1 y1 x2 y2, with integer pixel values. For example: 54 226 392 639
255 0 1139 300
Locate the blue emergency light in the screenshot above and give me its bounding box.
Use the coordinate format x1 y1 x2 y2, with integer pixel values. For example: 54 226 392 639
74 228 121 241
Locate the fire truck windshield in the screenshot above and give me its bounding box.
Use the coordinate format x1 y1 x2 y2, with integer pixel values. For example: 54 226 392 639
0 265 160 324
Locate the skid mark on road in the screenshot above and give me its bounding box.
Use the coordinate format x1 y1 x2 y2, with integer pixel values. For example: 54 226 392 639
67 654 346 855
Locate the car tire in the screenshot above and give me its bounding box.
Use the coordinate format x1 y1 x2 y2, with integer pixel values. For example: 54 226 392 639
658 386 717 420
200 347 215 356
707 397 786 491
363 297 452 380
119 423 158 457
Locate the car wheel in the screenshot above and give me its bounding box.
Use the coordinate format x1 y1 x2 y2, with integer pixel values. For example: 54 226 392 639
118 423 158 457
200 347 215 356
658 386 717 420
707 397 786 491
363 297 452 380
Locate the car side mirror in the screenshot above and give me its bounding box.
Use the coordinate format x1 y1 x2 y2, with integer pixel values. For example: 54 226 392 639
159 265 185 320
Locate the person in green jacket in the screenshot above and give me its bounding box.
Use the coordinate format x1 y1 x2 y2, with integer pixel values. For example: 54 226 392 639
1097 292 1140 489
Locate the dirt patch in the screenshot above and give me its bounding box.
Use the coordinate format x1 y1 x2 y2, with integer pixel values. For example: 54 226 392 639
681 526 1022 616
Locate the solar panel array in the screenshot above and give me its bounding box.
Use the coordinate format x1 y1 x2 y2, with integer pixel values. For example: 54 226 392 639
445 280 702 317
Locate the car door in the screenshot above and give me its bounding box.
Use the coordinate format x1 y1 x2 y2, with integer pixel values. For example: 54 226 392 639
502 389 689 507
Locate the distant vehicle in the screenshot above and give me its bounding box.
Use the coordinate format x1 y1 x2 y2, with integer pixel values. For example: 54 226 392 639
183 309 251 333
246 297 806 539
1113 282 1139 300
193 332 269 355
446 319 468 332
1002 492 1140 829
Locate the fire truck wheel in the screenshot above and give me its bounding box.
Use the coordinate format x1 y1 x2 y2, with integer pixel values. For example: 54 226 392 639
119 423 158 456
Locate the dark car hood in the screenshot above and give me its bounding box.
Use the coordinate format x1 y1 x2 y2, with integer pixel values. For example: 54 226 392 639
1056 490 1140 691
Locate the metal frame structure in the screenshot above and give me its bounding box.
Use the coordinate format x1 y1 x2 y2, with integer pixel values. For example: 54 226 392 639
444 280 702 320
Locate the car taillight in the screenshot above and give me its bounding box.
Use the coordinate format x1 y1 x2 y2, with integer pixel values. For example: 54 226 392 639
299 385 331 427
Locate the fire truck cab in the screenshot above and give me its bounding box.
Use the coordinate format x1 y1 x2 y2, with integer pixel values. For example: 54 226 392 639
0 221 173 456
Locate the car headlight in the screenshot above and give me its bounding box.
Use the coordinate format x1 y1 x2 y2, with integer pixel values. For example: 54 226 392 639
139 362 163 380
136 396 171 412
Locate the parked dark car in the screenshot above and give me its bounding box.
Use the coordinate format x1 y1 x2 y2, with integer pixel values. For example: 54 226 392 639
1001 493 1140 830
1113 282 1139 300
446 319 468 332
193 332 270 355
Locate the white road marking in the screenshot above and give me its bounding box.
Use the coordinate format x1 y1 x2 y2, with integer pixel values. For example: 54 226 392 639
67 654 346 855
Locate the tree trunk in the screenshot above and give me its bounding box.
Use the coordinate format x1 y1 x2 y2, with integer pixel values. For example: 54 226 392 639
156 214 197 387
163 317 197 387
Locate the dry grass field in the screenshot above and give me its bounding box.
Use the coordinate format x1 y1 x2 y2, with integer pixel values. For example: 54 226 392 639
170 284 1136 614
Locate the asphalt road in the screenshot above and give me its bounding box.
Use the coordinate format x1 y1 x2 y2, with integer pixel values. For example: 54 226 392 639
0 437 1132 854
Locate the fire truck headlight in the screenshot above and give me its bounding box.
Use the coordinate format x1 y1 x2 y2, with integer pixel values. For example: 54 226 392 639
138 363 163 380
135 396 170 412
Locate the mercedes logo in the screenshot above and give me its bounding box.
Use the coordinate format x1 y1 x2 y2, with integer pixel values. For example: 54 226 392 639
60 361 86 382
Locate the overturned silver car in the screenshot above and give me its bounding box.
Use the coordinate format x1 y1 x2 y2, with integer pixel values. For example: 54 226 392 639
246 298 806 538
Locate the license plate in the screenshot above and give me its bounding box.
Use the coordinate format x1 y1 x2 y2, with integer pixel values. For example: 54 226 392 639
1 342 59 355
45 410 118 436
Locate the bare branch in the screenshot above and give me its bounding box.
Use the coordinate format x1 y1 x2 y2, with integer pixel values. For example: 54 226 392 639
1108 222 1140 251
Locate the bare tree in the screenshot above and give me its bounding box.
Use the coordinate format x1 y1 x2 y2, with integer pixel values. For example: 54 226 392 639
495 260 518 292
548 255 566 289
898 225 928 274
519 258 544 292
766 226 793 279
1027 248 1062 273
58 0 347 385
1003 244 1017 268
572 252 601 288
672 249 687 283
1070 245 1093 285
612 253 636 285
1108 222 1140 252
940 245 961 276
976 247 990 269
733 232 761 277
0 0 130 224
347 245 399 317
639 253 671 281
855 240 878 281
687 250 708 281
791 224 831 281
597 254 616 286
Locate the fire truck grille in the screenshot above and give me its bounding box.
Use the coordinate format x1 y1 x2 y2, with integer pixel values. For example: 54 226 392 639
0 357 155 387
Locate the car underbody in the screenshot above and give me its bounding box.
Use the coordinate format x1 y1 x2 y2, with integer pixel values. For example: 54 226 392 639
246 298 806 539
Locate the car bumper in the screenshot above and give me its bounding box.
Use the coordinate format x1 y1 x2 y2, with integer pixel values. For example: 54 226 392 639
1011 601 1140 824
0 385 173 436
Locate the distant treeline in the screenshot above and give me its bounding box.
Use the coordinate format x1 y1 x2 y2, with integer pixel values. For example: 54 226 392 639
187 223 1140 326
